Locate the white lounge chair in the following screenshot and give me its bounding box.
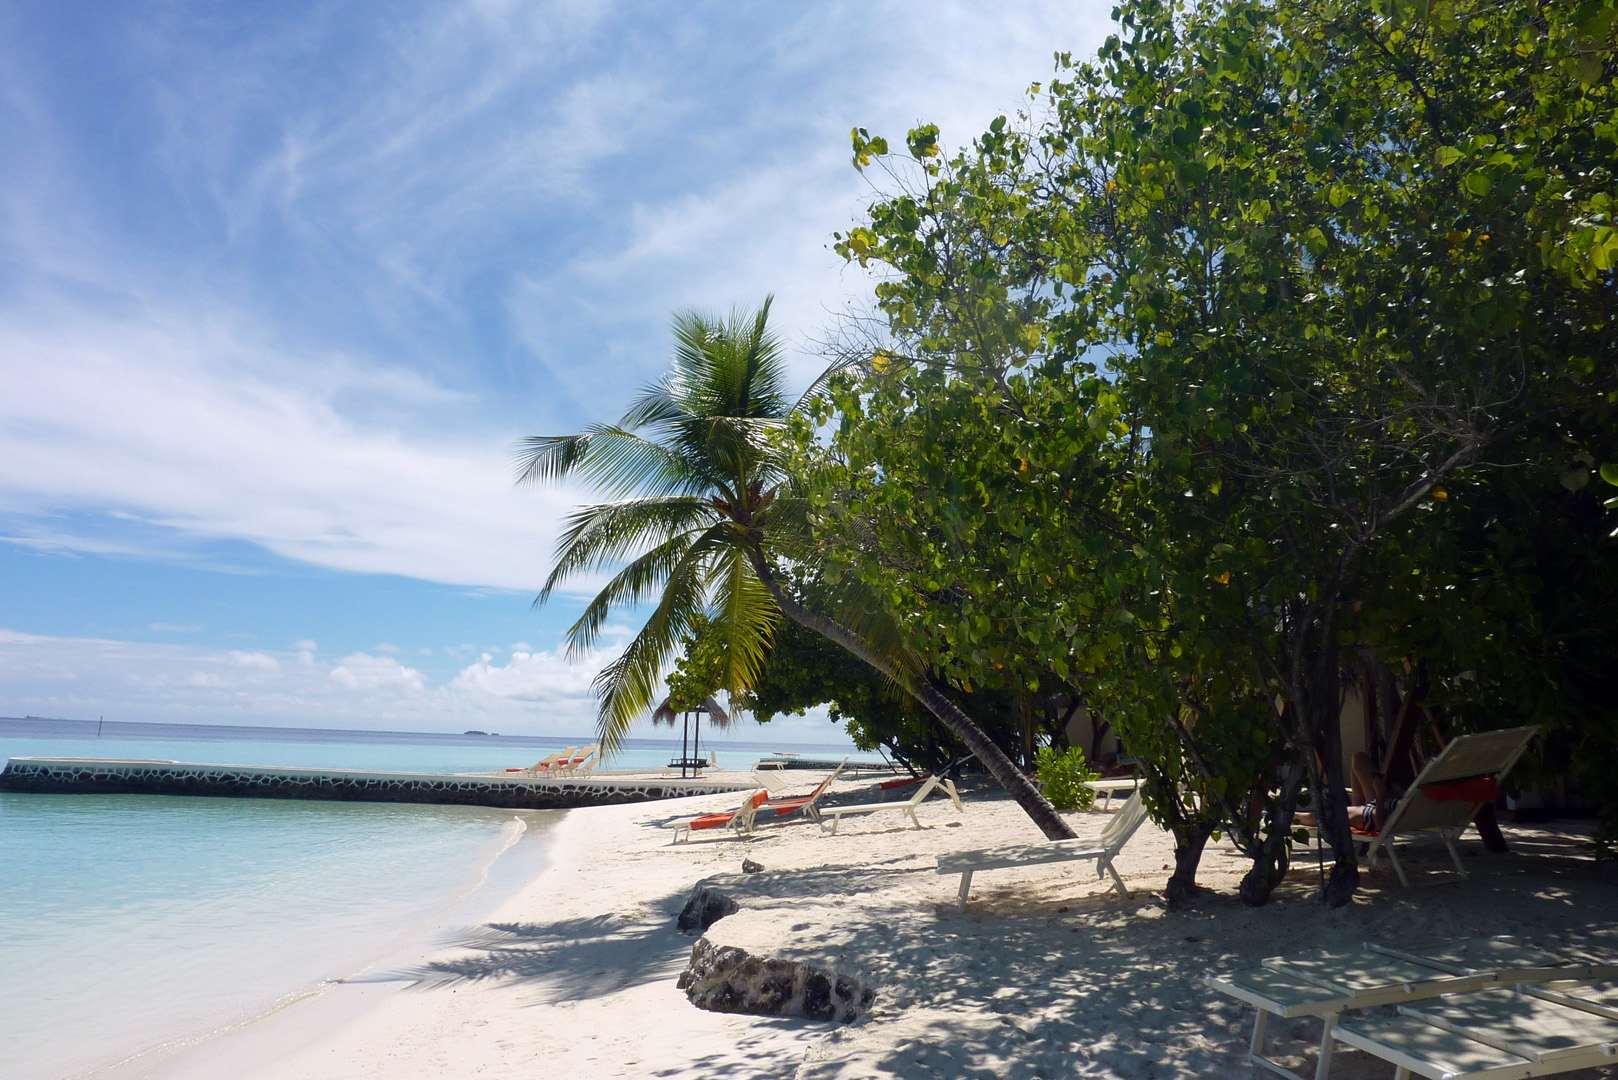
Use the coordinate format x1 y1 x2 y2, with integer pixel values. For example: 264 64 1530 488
1208 938 1618 1080
1332 980 1618 1080
1359 726 1537 886
936 787 1149 912
748 770 791 794
1083 776 1139 810
819 774 963 834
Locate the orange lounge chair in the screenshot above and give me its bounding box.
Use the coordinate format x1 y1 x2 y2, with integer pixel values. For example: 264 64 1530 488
756 759 848 824
521 747 576 777
557 745 598 776
669 790 770 843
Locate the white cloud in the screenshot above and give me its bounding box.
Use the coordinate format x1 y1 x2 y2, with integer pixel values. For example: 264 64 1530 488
0 310 584 591
0 627 850 743
328 652 426 692
450 646 601 703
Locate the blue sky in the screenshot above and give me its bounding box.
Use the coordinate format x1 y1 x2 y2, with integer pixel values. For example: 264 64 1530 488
0 0 1114 740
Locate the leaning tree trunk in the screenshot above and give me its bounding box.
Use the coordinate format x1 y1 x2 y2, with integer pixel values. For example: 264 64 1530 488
749 554 1077 841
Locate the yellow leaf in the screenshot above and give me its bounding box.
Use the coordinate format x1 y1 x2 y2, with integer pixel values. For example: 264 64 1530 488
1432 488 1448 502
1216 571 1231 584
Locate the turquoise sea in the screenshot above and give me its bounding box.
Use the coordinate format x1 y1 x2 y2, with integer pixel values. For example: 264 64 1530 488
0 719 854 1080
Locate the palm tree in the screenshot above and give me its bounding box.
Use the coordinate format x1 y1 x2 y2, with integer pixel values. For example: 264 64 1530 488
518 297 1076 841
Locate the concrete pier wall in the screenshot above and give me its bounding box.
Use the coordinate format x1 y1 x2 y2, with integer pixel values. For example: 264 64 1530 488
0 757 756 810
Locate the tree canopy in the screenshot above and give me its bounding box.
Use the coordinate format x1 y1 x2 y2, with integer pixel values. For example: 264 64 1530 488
803 0 1617 903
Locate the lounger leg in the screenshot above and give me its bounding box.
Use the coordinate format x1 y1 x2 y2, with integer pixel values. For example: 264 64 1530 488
1313 1012 1338 1080
906 808 920 829
1393 1069 1410 1080
1442 832 1468 880
1103 858 1129 900
957 870 973 913
1386 844 1410 888
1249 1010 1269 1058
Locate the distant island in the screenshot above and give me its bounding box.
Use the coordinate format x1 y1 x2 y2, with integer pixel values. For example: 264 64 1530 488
463 730 497 736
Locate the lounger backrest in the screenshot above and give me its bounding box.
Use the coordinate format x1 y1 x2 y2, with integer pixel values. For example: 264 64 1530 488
1099 789 1150 853
905 774 943 806
1418 727 1537 785
1384 726 1537 834
807 759 850 800
733 788 771 832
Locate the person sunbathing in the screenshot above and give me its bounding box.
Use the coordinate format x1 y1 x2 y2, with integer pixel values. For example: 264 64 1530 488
1297 751 1404 832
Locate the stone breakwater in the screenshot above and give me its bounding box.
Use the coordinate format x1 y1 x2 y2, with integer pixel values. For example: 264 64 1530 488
0 758 756 810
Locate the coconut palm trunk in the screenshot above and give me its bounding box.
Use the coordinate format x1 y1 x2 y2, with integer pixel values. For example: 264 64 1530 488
748 551 1076 841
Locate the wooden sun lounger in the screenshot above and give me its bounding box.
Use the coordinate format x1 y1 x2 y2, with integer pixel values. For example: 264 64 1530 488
818 774 963 834
1209 939 1618 1080
1332 981 1618 1079
935 788 1149 912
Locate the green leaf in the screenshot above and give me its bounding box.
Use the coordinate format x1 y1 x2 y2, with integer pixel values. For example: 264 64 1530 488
1436 146 1464 167
1601 463 1618 488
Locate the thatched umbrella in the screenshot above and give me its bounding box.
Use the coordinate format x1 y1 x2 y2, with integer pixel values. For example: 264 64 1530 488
652 695 731 776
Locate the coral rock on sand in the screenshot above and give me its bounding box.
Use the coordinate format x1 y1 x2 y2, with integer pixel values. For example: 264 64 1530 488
676 884 739 934
677 939 874 1023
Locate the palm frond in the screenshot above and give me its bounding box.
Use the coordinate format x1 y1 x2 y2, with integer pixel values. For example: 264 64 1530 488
588 533 721 752
513 434 591 485
558 524 725 657
794 352 863 413
709 544 780 695
517 426 705 500
538 496 715 606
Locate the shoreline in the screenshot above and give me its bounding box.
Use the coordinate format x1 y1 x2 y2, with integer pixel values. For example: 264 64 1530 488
85 806 566 1080
93 777 1618 1079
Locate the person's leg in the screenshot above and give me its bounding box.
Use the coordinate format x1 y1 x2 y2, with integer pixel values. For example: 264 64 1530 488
1349 751 1383 803
1348 752 1386 829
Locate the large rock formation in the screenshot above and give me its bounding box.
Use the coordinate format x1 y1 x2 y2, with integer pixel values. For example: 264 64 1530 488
677 939 874 1023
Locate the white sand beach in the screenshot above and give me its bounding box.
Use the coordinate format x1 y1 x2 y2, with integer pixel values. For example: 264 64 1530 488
135 774 1618 1080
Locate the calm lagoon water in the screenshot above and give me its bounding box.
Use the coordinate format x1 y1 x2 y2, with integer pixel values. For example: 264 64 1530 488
0 722 855 1080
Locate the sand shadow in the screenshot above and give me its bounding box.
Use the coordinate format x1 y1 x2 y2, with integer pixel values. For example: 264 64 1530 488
377 902 700 1004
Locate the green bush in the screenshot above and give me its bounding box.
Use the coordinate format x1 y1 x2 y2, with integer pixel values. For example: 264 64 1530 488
1034 746 1100 811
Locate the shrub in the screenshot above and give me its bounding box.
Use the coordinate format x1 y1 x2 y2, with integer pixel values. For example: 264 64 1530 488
1034 746 1099 811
